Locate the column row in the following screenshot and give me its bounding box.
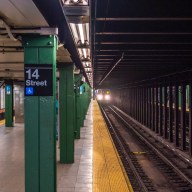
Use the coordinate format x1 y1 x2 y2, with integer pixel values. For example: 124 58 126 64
113 83 192 157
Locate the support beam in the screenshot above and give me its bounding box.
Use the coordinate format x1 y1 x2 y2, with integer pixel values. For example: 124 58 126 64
74 74 82 139
136 88 139 121
59 63 75 163
174 84 179 147
169 84 173 142
159 85 163 136
141 88 144 124
139 88 142 122
181 83 186 150
152 86 155 131
155 86 159 133
189 82 192 156
133 88 136 119
5 80 13 127
163 86 168 139
23 35 57 192
145 87 148 126
148 87 151 128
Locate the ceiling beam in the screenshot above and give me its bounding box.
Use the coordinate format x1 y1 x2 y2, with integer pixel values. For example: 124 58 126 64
96 18 192 21
96 32 192 35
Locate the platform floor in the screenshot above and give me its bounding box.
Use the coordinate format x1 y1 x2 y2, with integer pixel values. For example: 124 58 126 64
93 101 132 192
0 101 132 192
57 103 93 192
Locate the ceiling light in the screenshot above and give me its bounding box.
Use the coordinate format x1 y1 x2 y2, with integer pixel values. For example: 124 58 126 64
86 23 89 41
70 23 78 43
83 62 91 67
71 0 80 3
78 24 84 44
83 48 87 58
63 0 88 5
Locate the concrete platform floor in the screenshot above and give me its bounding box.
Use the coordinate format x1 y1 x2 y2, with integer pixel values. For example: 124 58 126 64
0 104 93 192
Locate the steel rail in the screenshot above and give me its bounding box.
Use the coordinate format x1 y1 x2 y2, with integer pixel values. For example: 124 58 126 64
100 105 149 192
109 106 192 186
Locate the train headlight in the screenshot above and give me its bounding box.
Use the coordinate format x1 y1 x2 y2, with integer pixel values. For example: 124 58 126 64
105 95 111 100
97 94 103 100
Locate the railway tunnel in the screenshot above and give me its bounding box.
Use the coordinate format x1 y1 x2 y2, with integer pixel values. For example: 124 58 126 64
0 0 192 192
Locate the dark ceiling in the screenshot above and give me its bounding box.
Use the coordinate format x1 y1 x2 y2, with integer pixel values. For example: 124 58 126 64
91 0 192 88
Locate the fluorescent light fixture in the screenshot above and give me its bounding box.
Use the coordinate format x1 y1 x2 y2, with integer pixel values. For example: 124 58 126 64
83 62 91 68
86 23 89 41
63 0 88 5
78 48 83 57
70 23 78 43
78 24 84 44
83 48 87 58
72 0 79 3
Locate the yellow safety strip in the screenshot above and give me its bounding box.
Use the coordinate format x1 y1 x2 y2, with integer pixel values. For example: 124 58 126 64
93 101 134 192
131 152 146 155
0 119 5 126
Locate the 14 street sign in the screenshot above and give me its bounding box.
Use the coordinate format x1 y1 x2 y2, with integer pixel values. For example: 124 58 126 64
25 64 53 96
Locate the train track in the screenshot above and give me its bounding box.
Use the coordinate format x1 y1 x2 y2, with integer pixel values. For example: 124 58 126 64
100 104 192 192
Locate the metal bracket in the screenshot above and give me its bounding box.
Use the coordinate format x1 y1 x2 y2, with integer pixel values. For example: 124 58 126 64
0 27 58 36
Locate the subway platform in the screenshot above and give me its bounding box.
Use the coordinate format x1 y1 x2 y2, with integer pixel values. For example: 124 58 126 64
0 101 132 192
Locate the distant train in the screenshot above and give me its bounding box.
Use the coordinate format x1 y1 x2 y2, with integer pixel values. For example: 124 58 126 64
95 89 111 101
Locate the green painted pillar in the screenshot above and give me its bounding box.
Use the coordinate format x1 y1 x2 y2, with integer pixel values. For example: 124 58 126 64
5 80 13 127
23 35 57 192
81 83 86 126
83 83 86 120
85 84 89 115
74 74 82 139
59 63 75 163
86 84 89 112
79 91 84 127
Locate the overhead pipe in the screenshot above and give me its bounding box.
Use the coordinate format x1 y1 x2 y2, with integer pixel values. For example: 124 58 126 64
0 19 17 41
98 52 124 86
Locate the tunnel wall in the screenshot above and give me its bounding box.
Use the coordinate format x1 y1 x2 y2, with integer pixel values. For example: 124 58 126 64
111 70 192 155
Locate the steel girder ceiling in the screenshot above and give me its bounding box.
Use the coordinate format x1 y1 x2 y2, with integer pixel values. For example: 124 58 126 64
91 0 192 88
0 0 89 83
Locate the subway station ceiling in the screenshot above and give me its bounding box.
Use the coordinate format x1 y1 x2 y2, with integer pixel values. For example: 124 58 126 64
1 0 192 89
91 0 192 88
0 0 85 82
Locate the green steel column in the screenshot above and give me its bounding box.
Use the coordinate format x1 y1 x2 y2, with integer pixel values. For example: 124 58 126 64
86 84 90 112
82 84 86 123
5 80 13 127
74 84 77 138
74 74 81 139
85 85 88 112
59 63 75 163
79 93 83 127
23 35 57 192
80 84 84 127
85 84 89 113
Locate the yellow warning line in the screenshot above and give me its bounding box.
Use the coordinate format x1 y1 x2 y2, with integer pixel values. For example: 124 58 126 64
0 119 5 126
0 117 15 127
107 126 134 192
131 152 146 155
93 101 133 192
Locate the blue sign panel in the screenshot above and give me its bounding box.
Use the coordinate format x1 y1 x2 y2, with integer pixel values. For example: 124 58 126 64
25 64 53 96
6 85 11 95
80 85 83 94
26 87 34 95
